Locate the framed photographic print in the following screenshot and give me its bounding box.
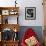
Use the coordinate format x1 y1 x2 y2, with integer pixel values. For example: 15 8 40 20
25 7 36 20
2 10 9 15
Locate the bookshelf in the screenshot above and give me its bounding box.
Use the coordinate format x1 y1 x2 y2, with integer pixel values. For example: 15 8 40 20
0 7 20 46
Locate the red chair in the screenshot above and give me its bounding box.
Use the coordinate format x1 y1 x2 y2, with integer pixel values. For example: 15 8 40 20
21 28 41 46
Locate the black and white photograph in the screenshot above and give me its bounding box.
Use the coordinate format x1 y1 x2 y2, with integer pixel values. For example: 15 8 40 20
25 7 36 20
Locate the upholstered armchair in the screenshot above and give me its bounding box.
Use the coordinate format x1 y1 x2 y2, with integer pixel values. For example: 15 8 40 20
21 28 41 46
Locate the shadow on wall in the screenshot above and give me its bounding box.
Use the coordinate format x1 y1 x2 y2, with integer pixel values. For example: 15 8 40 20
18 26 44 44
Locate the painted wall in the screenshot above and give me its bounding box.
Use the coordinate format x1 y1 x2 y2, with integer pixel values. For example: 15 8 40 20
0 0 44 26
18 0 44 26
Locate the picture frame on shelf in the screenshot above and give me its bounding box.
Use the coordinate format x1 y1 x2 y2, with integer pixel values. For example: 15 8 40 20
1 28 13 41
2 10 9 15
9 9 18 15
25 7 36 20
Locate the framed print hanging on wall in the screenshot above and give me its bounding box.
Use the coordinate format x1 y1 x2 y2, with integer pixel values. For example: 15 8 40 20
25 7 36 20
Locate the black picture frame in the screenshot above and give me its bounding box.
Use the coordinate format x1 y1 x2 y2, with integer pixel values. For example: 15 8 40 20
25 7 36 20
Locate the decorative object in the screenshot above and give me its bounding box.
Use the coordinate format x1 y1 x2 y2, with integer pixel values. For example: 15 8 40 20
13 32 18 41
25 36 38 46
14 29 17 32
15 0 17 7
5 18 8 24
25 7 36 20
21 28 41 46
2 10 9 15
2 16 8 24
2 28 13 41
9 10 18 15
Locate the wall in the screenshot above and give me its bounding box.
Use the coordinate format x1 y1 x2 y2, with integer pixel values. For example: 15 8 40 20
18 0 44 26
0 0 44 26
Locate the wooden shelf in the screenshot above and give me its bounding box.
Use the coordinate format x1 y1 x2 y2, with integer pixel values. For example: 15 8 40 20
0 40 19 46
0 7 20 46
0 24 20 32
0 7 19 10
